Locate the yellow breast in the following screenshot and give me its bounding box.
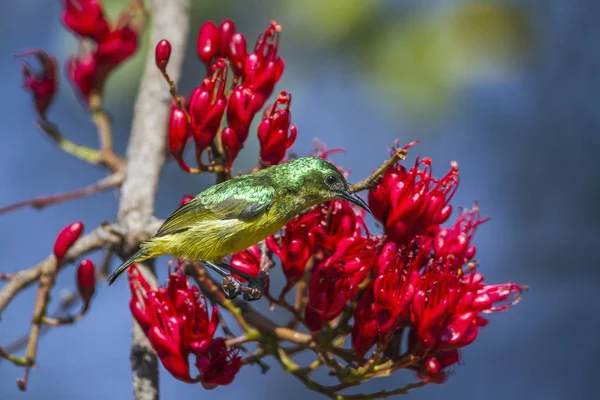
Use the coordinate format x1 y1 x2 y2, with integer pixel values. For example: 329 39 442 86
160 210 287 262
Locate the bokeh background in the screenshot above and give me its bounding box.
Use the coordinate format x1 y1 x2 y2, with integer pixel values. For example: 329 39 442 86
1 0 598 399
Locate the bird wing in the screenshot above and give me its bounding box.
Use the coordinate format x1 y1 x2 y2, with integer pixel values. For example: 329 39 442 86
154 178 275 238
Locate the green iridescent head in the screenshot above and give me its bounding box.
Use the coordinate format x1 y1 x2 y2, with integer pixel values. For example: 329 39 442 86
279 157 371 213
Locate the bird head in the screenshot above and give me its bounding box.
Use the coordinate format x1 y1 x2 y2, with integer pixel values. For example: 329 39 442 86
285 157 372 214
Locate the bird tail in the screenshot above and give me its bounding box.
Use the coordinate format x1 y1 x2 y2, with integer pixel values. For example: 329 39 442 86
107 248 149 285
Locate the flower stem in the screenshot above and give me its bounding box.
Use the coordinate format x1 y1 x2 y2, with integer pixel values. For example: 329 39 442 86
38 118 102 165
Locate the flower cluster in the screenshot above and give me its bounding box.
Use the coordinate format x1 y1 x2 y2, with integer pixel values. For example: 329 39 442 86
128 264 241 388
160 20 295 173
63 0 144 100
233 149 526 382
131 19 527 393
18 50 58 117
18 0 143 114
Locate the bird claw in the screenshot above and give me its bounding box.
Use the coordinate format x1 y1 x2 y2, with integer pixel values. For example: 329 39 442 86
202 260 265 301
242 286 263 302
242 272 266 301
222 276 242 299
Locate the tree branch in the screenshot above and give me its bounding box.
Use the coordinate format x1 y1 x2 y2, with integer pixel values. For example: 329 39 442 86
115 1 190 399
0 225 122 316
0 171 124 216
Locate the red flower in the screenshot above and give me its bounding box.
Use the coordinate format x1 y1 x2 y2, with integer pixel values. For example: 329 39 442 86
128 265 222 383
66 53 98 99
196 21 220 67
221 127 243 169
230 245 261 283
169 105 191 172
352 285 379 359
240 21 284 99
227 85 265 145
320 236 377 285
368 157 459 245
194 337 242 389
304 263 355 331
63 2 142 100
54 221 84 260
411 266 526 351
351 242 420 358
266 211 320 291
189 60 228 162
62 0 110 42
96 25 138 65
371 243 420 336
228 32 248 77
76 258 96 309
270 199 374 298
257 91 297 166
196 20 238 70
416 350 460 384
312 200 369 252
18 50 58 117
434 204 489 271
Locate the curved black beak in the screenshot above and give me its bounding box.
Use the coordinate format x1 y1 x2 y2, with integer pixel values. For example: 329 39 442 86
340 190 372 214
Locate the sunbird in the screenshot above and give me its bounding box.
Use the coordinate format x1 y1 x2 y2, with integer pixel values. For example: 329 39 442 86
107 157 370 298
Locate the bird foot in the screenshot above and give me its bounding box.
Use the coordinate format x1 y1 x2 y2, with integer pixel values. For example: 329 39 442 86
222 275 243 299
202 261 265 302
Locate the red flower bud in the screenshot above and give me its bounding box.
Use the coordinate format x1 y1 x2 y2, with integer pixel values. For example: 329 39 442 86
129 264 230 384
54 221 84 260
180 195 194 206
424 356 441 376
230 245 261 283
240 21 284 98
305 263 355 332
194 338 242 388
66 53 98 100
196 21 220 68
155 39 172 73
352 284 379 359
227 86 265 144
96 25 139 65
62 0 110 42
18 50 58 117
228 33 247 77
221 127 242 168
169 106 190 170
257 91 297 165
189 60 228 159
218 20 236 56
77 258 96 309
368 156 459 246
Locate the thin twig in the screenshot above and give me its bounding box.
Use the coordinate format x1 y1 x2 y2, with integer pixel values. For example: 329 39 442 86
38 118 102 165
1 292 79 354
16 253 60 390
0 272 14 280
0 171 123 216
88 93 113 151
350 148 408 193
189 267 312 345
0 346 27 366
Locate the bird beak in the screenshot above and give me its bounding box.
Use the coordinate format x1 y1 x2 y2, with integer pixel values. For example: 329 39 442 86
340 190 372 214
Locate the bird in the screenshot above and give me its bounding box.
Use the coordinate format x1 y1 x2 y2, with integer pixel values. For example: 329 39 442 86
106 157 371 296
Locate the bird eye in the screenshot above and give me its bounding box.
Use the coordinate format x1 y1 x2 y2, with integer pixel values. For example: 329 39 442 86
325 174 337 186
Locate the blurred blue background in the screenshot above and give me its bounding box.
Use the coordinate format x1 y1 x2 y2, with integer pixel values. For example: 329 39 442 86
1 0 598 399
